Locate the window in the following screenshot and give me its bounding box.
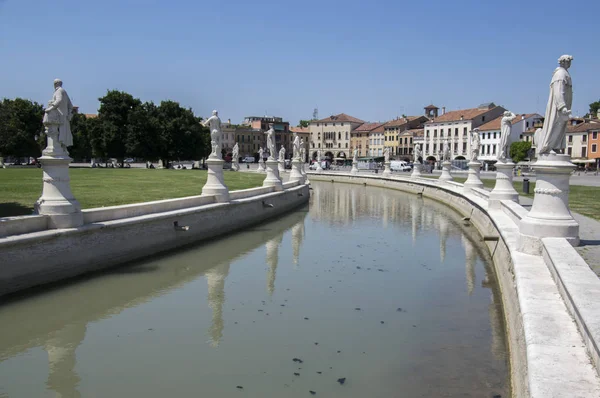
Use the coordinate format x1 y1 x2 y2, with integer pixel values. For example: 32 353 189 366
455 128 458 137
324 123 328 127
463 127 467 136
492 145 496 154
593 132 598 140
426 144 430 153
493 132 497 139
582 147 587 157
434 129 437 137
440 128 444 137
318 143 321 148
582 135 587 142
567 147 572 156
426 130 429 138
482 116 486 122
341 123 344 126
593 144 597 153
433 144 437 152
338 132 341 140
568 135 573 143
346 143 348 148
333 123 336 126
338 143 341 148
463 142 467 152
317 123 320 127
346 132 348 140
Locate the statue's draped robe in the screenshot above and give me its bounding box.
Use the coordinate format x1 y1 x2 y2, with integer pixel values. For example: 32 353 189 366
536 67 572 154
51 88 74 147
499 115 515 161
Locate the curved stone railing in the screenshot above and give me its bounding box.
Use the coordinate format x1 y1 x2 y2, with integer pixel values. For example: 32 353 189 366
308 170 600 398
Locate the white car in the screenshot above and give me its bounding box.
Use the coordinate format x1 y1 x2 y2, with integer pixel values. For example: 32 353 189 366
242 156 255 163
390 161 412 172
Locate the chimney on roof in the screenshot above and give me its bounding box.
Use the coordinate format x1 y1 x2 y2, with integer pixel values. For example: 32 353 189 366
521 115 525 120
460 115 464 120
228 118 231 124
442 107 446 115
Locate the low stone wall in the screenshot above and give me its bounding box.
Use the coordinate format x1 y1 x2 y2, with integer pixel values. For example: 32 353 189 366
308 171 600 398
0 214 49 238
0 183 309 297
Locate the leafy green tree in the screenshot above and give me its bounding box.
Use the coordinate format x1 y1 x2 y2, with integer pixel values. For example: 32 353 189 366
126 101 161 161
0 98 44 159
97 90 142 165
298 120 310 128
510 141 532 163
589 100 600 118
69 113 94 161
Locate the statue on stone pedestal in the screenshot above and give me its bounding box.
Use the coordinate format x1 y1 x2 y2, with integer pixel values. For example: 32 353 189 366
259 147 264 161
353 149 358 163
202 110 222 159
414 144 422 163
279 145 285 162
43 79 74 150
265 125 275 160
470 129 481 161
299 139 305 162
535 55 573 155
317 149 322 163
442 139 451 162
383 147 390 162
292 133 300 160
498 111 516 161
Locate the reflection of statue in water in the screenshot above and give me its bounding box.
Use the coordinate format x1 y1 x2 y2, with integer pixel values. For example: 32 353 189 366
470 129 481 161
205 262 230 347
535 55 573 155
266 235 283 295
43 79 74 155
498 111 516 161
438 215 449 263
462 235 477 295
44 323 86 398
202 110 222 159
291 220 305 268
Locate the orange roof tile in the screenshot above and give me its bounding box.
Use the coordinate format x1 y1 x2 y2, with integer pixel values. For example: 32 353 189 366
316 113 364 124
290 126 309 133
567 122 600 133
401 128 424 137
354 122 385 132
477 114 537 131
383 116 425 128
427 106 501 123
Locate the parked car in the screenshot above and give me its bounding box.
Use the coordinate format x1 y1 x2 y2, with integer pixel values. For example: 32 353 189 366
390 161 412 172
242 156 255 163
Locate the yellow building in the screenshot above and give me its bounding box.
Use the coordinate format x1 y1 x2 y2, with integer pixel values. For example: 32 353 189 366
350 122 384 157
382 116 429 157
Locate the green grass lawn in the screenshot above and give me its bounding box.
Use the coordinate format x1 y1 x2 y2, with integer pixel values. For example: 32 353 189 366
0 168 265 217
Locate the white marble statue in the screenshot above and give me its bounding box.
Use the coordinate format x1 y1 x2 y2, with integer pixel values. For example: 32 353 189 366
470 129 481 161
265 125 275 160
43 79 74 148
232 143 239 162
383 147 390 162
292 133 300 160
279 145 285 162
535 55 573 155
353 149 358 163
299 139 305 161
414 144 422 163
317 149 322 162
259 147 264 161
202 110 222 159
498 111 516 161
442 139 451 162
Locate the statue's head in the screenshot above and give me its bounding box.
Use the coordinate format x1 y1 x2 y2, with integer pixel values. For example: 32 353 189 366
503 111 512 117
558 55 573 69
53 79 62 89
212 110 218 116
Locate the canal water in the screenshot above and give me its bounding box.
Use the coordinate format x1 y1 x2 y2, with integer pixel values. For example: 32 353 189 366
0 182 509 397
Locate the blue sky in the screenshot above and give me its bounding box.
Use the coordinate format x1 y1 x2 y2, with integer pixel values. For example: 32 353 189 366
1 0 599 125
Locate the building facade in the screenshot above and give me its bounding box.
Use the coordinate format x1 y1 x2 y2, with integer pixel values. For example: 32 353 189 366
423 103 506 161
289 126 311 161
369 124 386 157
350 122 384 158
476 113 543 162
382 116 429 157
309 113 364 160
397 128 424 161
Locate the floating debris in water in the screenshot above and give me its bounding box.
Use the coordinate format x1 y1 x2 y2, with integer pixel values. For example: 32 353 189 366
310 391 316 395
354 308 361 311
294 373 300 376
317 371 322 374
337 378 346 385
293 358 304 363
314 342 319 345
236 386 243 389
304 317 309 320
258 309 264 312
337 350 341 353
380 321 385 324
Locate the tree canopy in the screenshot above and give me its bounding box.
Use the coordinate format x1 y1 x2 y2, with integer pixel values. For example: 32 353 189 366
589 100 600 118
0 98 44 158
510 141 532 163
298 120 310 128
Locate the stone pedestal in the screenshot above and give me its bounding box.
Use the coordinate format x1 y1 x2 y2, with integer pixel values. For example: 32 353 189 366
278 160 285 174
463 161 484 193
202 157 229 202
263 159 283 191
382 161 392 177
34 124 83 229
351 162 359 175
301 161 309 184
519 153 579 253
411 162 422 178
256 160 266 173
489 161 518 208
439 161 453 181
289 158 305 184
316 161 323 173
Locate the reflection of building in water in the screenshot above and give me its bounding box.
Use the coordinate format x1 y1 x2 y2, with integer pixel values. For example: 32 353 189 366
488 292 506 361
291 220 305 268
438 215 449 263
44 324 86 398
266 234 283 295
205 262 231 347
461 235 477 295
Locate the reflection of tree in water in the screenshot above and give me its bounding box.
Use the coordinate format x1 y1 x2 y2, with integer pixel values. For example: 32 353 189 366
265 234 283 295
205 262 230 347
45 324 86 398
